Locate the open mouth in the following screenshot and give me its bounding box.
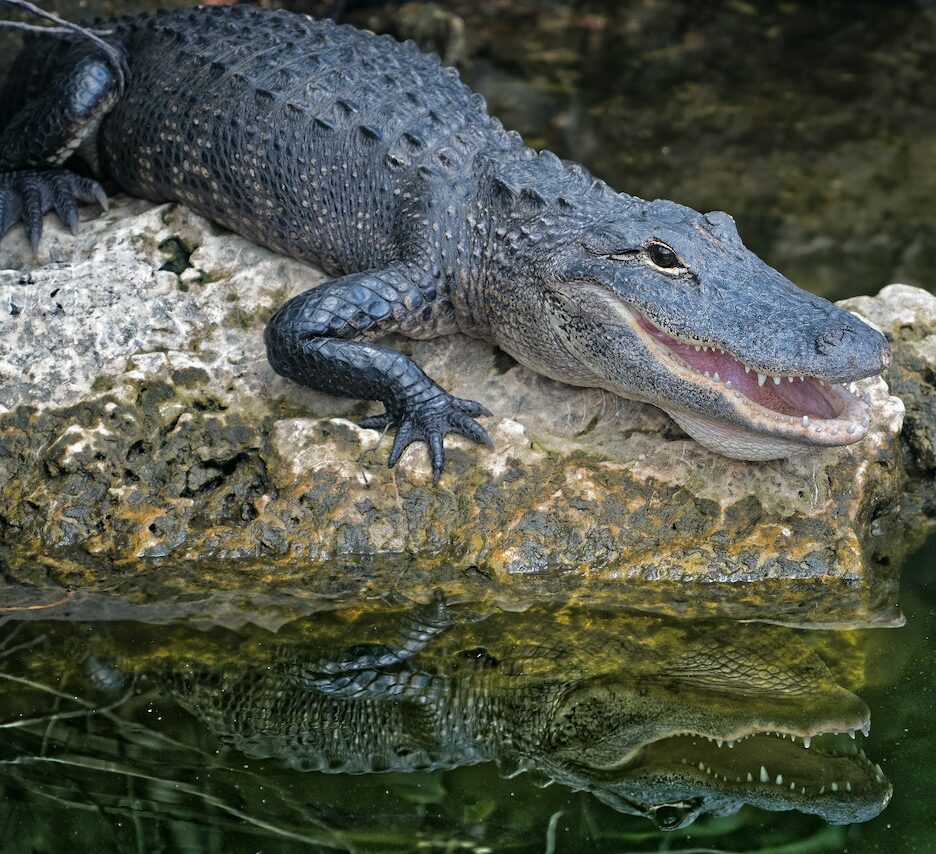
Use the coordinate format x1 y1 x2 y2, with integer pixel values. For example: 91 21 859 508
633 312 872 439
651 728 889 801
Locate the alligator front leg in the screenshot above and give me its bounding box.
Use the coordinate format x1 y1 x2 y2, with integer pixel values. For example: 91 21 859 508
264 267 492 480
0 40 123 247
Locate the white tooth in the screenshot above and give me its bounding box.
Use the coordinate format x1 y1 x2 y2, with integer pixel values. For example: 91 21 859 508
724 380 733 389
799 375 805 381
713 372 720 383
772 376 781 385
716 739 723 748
801 787 806 795
875 763 884 776
704 370 710 378
727 741 735 748
760 766 769 784
758 373 767 387
846 782 852 792
703 346 709 352
698 762 706 771
803 736 811 749
706 766 712 775
747 772 753 782
788 376 794 382
694 345 701 352
849 731 856 740
819 786 825 794
775 774 783 785
831 782 839 792
863 724 871 737
744 365 750 373
790 782 796 790
801 416 809 426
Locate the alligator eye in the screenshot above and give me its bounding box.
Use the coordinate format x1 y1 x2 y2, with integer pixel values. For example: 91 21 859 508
650 805 685 830
646 242 684 271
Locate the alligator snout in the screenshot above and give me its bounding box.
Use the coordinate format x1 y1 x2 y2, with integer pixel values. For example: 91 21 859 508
813 321 890 377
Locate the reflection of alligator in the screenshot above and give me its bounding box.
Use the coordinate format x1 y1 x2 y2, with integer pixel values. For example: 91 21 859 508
165 600 891 830
0 3 889 474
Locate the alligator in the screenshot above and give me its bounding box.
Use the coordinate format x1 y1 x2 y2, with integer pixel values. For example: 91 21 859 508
0 2 891 477
65 600 889 831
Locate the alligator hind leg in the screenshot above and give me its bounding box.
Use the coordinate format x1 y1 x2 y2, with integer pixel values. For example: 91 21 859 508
265 267 493 480
0 39 124 248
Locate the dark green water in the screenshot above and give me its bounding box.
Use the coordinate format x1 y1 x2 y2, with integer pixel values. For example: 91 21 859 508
0 534 933 852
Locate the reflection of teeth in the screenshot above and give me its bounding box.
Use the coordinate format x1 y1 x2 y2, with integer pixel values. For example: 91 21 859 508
760 766 769 783
757 373 766 387
803 736 811 748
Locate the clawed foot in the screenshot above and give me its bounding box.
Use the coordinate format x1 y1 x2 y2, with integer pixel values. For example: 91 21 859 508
360 393 493 481
0 169 108 251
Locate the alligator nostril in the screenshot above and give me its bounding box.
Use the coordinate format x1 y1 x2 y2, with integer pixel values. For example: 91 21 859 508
814 328 847 355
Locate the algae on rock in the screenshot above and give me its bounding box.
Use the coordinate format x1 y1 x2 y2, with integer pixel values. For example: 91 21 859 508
0 197 920 625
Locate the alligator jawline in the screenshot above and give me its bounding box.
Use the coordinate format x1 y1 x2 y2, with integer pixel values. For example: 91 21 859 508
586 730 888 800
641 731 888 799
630 311 873 441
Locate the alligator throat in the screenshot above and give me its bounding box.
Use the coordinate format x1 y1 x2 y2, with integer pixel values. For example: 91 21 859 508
637 315 841 420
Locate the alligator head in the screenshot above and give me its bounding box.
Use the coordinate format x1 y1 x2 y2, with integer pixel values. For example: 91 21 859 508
535 192 890 459
531 621 892 829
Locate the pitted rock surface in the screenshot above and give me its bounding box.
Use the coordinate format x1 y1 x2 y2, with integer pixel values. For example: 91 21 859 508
0 197 919 624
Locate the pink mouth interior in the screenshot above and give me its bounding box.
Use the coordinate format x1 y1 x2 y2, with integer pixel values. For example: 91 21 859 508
637 315 838 420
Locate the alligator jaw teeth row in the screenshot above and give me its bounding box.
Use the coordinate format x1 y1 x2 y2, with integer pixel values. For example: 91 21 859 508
688 726 870 747
679 757 886 791
690 363 873 403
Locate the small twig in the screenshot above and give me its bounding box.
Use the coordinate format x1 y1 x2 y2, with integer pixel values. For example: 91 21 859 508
0 0 126 90
0 19 111 35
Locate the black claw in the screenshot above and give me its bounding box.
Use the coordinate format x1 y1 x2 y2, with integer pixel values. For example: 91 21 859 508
388 421 414 467
453 398 491 418
0 190 21 239
429 434 445 482
359 412 393 430
456 416 493 448
374 393 493 479
51 180 81 235
0 169 106 249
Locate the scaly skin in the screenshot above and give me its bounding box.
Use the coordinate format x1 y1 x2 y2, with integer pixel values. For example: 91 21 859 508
0 4 891 476
156 603 892 830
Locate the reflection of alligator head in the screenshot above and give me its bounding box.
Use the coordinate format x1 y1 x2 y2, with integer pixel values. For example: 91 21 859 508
163 602 891 829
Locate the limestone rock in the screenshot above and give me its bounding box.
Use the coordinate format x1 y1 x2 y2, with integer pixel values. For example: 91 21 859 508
0 198 919 625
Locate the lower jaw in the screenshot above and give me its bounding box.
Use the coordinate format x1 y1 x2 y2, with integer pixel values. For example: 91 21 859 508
662 408 863 461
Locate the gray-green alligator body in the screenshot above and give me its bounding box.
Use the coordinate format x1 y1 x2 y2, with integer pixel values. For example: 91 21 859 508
0 3 890 475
